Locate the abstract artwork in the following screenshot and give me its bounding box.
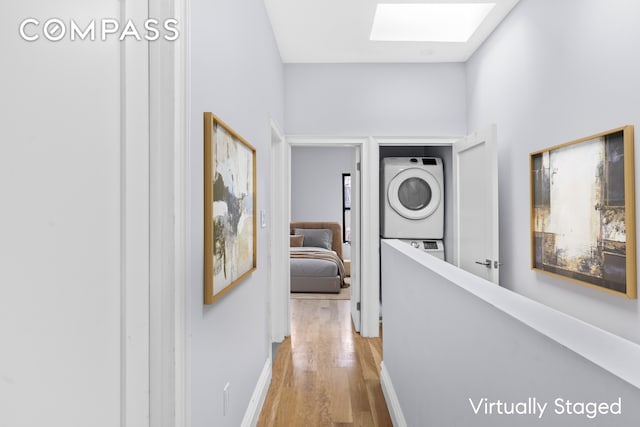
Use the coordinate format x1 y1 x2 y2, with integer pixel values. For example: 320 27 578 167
204 112 257 304
530 126 636 298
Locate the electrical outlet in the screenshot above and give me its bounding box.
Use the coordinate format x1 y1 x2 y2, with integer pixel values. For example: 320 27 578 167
223 382 230 416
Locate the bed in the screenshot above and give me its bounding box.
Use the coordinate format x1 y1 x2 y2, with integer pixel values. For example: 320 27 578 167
290 222 346 293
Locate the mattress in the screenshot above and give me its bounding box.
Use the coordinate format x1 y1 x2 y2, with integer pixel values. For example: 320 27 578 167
290 247 343 293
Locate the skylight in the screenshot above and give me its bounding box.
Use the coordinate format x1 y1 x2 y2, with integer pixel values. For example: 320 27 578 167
370 3 496 42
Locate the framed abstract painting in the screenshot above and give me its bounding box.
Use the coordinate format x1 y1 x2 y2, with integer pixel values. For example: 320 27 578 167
204 112 257 304
530 125 636 298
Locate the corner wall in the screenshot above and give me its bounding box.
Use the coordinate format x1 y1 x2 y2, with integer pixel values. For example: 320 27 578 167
466 0 640 343
190 0 284 425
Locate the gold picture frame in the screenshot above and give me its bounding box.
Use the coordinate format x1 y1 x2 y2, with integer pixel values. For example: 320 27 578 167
204 112 257 304
530 125 636 298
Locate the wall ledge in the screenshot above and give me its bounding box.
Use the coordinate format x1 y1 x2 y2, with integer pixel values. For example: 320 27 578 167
382 239 640 389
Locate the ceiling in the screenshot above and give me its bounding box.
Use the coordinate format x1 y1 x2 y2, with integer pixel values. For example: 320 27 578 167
264 0 520 63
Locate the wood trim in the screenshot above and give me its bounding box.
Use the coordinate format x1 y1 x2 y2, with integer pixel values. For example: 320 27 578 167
375 136 458 146
253 122 258 274
529 125 631 156
351 146 362 332
361 138 381 337
269 118 289 343
121 0 151 425
287 135 368 146
173 0 191 424
380 362 408 427
241 359 272 427
623 126 636 298
203 112 214 304
529 151 536 270
148 0 191 424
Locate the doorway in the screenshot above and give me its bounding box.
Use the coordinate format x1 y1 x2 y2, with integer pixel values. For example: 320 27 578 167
270 136 381 342
290 147 355 254
288 142 362 332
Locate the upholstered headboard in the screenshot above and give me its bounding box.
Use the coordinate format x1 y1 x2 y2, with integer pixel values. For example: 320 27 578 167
290 221 343 261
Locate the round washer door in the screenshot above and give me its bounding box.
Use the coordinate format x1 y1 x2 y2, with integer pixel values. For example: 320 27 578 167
388 168 442 220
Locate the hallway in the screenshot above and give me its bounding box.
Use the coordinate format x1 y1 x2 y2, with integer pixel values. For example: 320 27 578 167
257 298 392 426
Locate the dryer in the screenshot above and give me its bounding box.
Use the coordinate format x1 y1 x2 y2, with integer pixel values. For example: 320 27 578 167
381 157 444 239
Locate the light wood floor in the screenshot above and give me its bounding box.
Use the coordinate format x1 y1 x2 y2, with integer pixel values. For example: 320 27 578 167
257 299 392 427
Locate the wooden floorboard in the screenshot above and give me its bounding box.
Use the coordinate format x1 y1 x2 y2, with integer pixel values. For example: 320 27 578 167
257 299 392 427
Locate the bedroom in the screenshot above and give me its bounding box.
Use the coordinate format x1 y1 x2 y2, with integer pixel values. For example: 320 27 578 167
289 146 355 299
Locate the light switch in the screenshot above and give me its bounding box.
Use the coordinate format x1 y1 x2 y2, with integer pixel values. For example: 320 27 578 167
260 209 267 228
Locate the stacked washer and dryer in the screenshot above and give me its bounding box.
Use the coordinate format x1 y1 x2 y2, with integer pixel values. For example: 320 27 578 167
381 157 446 260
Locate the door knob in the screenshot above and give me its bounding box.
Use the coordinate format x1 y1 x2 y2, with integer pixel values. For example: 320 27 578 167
475 259 491 267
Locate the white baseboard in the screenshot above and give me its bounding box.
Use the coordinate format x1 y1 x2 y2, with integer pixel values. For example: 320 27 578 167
241 358 272 427
380 361 408 427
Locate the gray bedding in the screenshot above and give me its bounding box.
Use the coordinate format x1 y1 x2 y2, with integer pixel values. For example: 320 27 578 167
289 247 338 277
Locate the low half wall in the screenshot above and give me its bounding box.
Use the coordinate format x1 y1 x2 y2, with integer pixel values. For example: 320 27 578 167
381 239 640 427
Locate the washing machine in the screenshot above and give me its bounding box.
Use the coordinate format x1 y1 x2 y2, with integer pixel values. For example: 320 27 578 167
381 157 444 239
399 239 445 260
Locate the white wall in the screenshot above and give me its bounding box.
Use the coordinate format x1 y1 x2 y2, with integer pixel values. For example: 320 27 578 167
285 63 466 136
466 0 640 344
291 146 354 257
1 1 147 426
381 240 640 426
190 0 284 425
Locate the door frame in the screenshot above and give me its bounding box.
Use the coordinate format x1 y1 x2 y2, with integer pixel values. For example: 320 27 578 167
147 0 191 426
269 118 290 342
351 144 362 332
274 136 380 337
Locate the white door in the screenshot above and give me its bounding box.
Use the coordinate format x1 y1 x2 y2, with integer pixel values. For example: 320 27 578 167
453 125 500 284
351 148 362 332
